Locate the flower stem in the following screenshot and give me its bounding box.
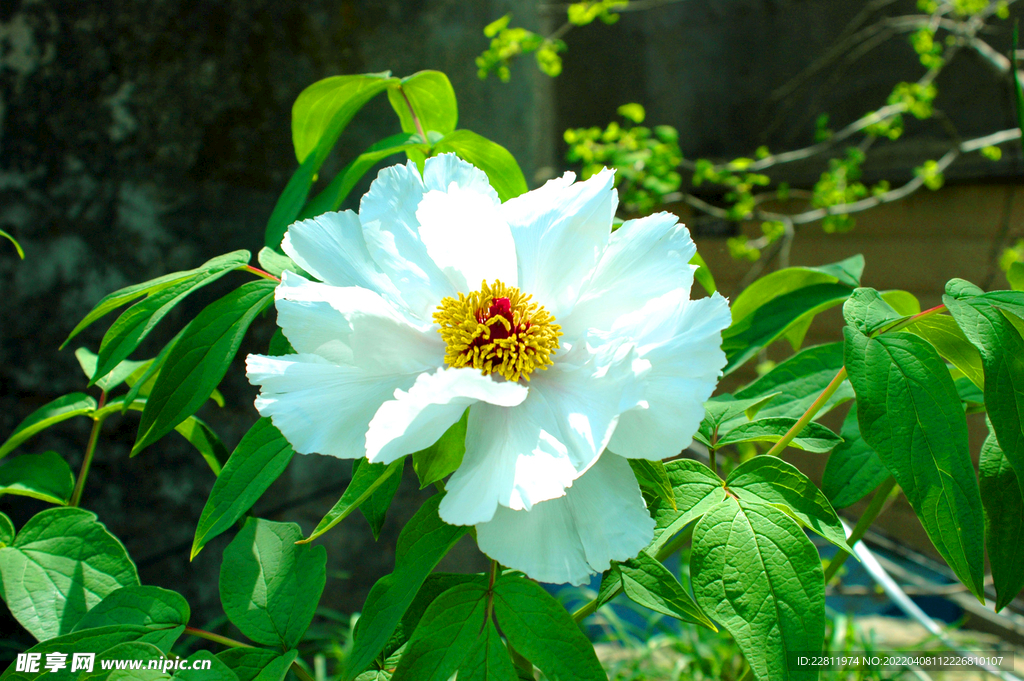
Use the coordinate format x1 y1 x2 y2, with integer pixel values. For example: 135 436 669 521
70 391 107 507
823 476 898 585
763 366 848 458
183 626 252 649
242 265 281 283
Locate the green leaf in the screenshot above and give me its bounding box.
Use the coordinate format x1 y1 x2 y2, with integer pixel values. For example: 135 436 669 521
648 460 726 555
81 641 171 681
388 71 458 138
72 585 189 652
945 289 1024 500
843 287 908 335
1 227 24 258
0 507 139 640
192 419 294 559
305 458 405 543
173 416 230 475
691 497 825 681
844 326 986 600
432 130 528 201
1008 261 1024 291
0 451 74 505
412 410 468 489
256 248 308 279
690 251 716 295
0 393 97 460
616 551 716 629
62 265 213 350
726 456 853 553
173 651 240 681
122 329 186 407
345 495 469 681
702 393 780 431
628 459 675 511
220 519 326 649
216 649 298 681
880 289 921 315
133 280 276 455
93 251 251 382
389 582 488 681
903 313 985 389
457 619 519 681
979 423 1024 611
729 255 862 323
821 405 889 508
391 573 487 657
723 284 854 375
300 133 429 220
0 511 14 546
716 417 842 453
74 349 149 393
734 342 852 421
359 458 404 540
0 625 176 680
265 155 318 250
492 575 606 681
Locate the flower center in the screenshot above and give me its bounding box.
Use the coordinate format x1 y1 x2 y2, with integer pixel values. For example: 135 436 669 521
433 280 562 382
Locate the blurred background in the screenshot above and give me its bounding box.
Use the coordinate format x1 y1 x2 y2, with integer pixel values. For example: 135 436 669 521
2 0 1024 673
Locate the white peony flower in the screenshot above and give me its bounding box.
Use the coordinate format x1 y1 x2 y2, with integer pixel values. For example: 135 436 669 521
246 153 730 586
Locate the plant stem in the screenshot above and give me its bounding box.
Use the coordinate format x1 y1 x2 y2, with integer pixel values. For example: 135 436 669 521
242 264 281 283
823 476 898 585
882 303 946 334
183 626 252 649
185 626 315 681
763 366 848 458
399 87 428 142
70 391 107 507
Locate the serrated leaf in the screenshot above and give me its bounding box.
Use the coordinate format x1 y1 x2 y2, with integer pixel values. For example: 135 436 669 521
0 394 97 460
821 405 889 508
0 507 139 640
648 459 725 555
192 419 294 559
72 586 189 652
0 451 74 505
616 551 715 629
734 342 852 421
979 423 1024 612
845 326 985 601
493 576 606 681
411 410 467 489
359 458 404 540
305 458 404 543
134 280 276 455
216 649 297 681
945 289 1024 501
219 519 326 649
716 417 841 453
691 497 825 681
432 130 528 201
93 251 251 381
74 349 149 393
726 456 853 554
628 459 675 511
903 313 985 390
387 71 458 138
344 495 469 681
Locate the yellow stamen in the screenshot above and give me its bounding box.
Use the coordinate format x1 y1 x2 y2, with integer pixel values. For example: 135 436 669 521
433 280 562 382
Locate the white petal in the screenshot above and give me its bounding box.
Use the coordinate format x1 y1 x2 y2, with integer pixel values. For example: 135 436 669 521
281 210 397 300
359 160 458 320
609 292 731 460
274 271 443 374
365 367 528 465
438 336 646 526
559 212 697 339
422 153 499 201
246 353 419 459
502 169 617 318
415 184 517 292
476 453 654 585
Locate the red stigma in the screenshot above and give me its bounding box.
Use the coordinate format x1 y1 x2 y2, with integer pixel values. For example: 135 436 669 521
477 297 517 341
